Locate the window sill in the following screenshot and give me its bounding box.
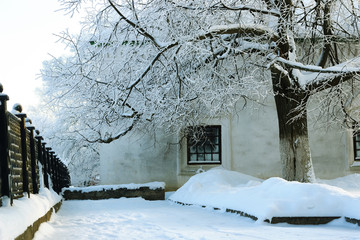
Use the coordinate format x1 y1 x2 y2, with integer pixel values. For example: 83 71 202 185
349 161 360 171
188 161 221 165
350 161 360 167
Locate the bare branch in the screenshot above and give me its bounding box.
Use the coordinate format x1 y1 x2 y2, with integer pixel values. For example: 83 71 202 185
78 114 141 144
124 24 277 104
168 0 280 17
108 0 162 48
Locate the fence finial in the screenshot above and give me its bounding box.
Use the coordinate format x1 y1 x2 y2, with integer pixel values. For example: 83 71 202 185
13 103 23 113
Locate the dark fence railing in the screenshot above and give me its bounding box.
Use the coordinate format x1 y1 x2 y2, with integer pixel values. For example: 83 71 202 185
0 84 70 206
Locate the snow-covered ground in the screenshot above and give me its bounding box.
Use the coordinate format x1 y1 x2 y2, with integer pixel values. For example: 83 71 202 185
33 197 359 240
32 168 360 240
2 168 360 239
0 188 62 240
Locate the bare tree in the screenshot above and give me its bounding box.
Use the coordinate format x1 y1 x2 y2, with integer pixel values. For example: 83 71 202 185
42 0 360 182
32 107 100 186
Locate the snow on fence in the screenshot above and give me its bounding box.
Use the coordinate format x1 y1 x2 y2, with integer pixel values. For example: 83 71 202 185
0 83 70 206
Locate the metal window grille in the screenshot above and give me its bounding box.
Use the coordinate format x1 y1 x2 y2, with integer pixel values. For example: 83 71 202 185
187 125 221 165
354 131 360 161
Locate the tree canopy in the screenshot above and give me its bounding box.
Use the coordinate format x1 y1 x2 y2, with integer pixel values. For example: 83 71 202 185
41 0 360 182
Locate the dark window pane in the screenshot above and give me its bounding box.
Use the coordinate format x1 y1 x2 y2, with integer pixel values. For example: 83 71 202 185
205 144 213 153
198 145 204 153
187 125 221 164
354 131 360 161
190 154 197 162
356 134 360 141
190 146 197 153
205 154 212 161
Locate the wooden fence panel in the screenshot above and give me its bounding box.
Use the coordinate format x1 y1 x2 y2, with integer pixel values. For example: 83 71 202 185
7 113 24 200
26 129 33 193
0 90 71 204
34 138 40 192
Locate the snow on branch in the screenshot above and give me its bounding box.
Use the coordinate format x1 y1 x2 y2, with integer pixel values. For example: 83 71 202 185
217 2 280 17
272 56 360 74
108 0 163 48
305 71 359 94
269 56 360 92
77 114 142 144
124 42 179 105
203 24 278 42
169 1 280 17
267 54 360 93
124 24 275 104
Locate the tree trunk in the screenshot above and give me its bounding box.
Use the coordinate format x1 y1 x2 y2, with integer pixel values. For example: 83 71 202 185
272 79 315 182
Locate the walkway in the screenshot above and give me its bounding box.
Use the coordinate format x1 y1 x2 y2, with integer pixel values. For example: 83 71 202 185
34 198 360 240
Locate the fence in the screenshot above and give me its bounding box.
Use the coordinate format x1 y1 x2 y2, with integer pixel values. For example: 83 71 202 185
0 84 70 206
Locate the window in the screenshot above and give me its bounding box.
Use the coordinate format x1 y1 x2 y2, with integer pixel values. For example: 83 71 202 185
187 125 221 165
354 131 360 161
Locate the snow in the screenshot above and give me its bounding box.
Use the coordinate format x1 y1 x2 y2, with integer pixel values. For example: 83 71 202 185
33 198 360 240
169 168 360 221
3 169 360 239
0 188 61 240
62 181 165 193
209 24 278 39
269 55 360 87
350 161 360 167
317 174 360 195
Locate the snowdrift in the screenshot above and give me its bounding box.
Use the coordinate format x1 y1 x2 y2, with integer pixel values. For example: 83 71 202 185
0 188 62 240
169 168 360 222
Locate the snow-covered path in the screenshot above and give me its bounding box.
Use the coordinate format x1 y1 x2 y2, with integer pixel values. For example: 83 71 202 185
34 197 360 240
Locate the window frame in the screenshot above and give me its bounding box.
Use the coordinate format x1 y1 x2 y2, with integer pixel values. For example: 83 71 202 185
353 131 360 161
186 125 222 165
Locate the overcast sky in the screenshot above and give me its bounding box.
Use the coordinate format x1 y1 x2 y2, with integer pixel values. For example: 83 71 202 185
0 0 81 113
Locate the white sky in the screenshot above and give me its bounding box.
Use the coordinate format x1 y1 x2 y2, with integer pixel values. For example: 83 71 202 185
0 0 81 113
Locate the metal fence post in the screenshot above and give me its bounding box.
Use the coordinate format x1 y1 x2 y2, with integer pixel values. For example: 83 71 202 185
0 83 10 201
42 143 49 189
46 147 52 189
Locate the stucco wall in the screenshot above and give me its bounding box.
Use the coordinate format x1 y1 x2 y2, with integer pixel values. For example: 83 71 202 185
100 130 178 190
230 102 282 179
100 98 354 189
309 125 348 179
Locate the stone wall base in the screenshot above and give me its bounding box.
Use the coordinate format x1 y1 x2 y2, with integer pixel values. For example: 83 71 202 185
63 187 165 201
171 200 360 226
15 201 62 240
345 217 360 226
265 216 341 225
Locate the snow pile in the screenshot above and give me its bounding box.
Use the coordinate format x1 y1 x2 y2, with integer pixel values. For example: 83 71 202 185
317 174 360 194
0 188 62 240
169 168 360 221
63 182 165 193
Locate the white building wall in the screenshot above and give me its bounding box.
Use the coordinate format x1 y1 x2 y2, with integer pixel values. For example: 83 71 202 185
229 102 282 179
309 125 348 179
100 98 355 189
100 130 178 190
